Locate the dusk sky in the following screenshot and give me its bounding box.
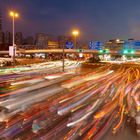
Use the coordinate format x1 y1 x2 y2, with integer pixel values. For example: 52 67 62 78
1 0 140 42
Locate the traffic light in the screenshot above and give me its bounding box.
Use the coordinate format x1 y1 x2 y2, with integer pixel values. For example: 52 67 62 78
105 49 109 54
99 49 103 53
99 49 110 54
123 49 135 54
77 49 83 52
130 49 135 54
123 50 128 54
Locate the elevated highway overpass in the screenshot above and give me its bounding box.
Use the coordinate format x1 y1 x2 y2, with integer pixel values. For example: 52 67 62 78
0 49 140 56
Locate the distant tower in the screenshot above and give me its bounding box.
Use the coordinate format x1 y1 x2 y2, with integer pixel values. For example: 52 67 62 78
0 11 2 31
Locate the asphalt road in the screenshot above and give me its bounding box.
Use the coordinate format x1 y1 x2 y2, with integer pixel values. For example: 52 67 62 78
0 61 139 140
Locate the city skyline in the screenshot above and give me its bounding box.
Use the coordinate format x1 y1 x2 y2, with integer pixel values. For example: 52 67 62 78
0 1 140 140
1 0 140 42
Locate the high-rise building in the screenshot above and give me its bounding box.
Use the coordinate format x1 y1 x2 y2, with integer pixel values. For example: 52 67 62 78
105 39 124 51
48 41 59 49
35 33 48 48
0 31 5 50
0 11 3 48
0 31 4 44
5 31 12 45
0 11 2 31
24 36 34 45
15 32 23 45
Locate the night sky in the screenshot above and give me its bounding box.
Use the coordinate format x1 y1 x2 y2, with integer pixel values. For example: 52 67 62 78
1 0 140 42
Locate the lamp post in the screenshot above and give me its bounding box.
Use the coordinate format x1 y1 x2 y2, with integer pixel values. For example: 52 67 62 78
62 30 79 72
72 30 79 49
10 11 19 66
62 43 65 72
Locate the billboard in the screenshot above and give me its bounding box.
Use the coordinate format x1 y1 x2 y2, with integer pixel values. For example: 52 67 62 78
9 46 16 56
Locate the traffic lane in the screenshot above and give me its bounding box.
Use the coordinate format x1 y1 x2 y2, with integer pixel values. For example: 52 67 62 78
0 84 69 124
0 60 78 83
0 62 103 91
0 71 76 94
0 83 32 94
102 121 139 140
0 64 138 139
0 62 80 91
0 73 75 100
0 85 64 113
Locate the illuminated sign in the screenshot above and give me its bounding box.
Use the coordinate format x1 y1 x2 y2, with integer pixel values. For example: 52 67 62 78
124 41 140 50
9 46 16 56
66 42 74 49
134 41 140 50
89 41 102 50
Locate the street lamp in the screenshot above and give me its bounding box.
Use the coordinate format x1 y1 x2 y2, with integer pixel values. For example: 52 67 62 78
72 30 79 49
62 42 65 72
62 30 79 72
9 11 19 66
